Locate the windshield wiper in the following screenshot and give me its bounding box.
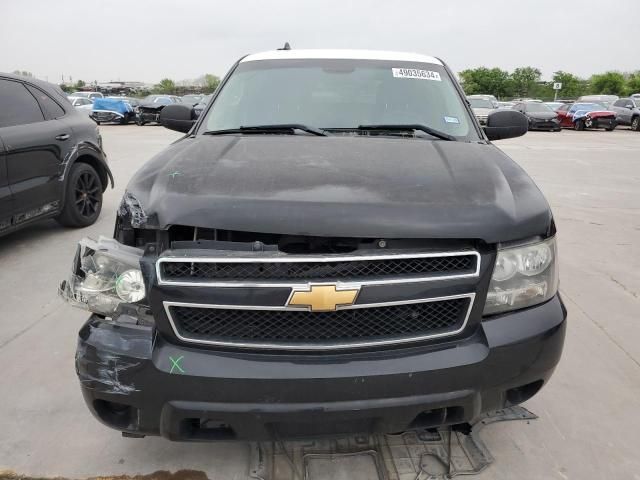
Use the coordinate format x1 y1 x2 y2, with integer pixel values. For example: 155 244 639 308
203 124 327 136
352 124 456 141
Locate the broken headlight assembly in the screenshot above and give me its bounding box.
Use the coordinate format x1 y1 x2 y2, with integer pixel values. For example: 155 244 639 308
483 236 558 315
59 236 147 318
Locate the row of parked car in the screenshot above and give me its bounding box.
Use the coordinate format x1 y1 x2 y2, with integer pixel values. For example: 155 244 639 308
468 94 640 132
66 91 212 126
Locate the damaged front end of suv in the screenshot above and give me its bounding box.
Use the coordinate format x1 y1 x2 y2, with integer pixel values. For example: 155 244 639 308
59 49 566 442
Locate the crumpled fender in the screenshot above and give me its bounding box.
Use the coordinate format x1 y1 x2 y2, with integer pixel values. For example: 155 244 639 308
571 110 589 121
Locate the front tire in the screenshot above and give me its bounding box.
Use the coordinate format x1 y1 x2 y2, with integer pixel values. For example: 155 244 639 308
632 116 640 131
605 122 617 131
574 119 585 131
56 163 103 228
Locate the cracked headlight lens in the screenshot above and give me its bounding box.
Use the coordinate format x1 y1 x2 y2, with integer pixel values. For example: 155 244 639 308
484 237 558 315
59 237 146 317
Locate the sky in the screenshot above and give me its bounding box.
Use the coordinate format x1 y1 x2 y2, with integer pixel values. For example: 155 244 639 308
2 0 638 85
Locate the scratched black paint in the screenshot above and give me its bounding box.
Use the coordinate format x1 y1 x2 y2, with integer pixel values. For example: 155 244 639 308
125 134 551 243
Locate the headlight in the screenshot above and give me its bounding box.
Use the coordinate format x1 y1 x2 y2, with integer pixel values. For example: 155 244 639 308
484 237 558 315
59 236 146 317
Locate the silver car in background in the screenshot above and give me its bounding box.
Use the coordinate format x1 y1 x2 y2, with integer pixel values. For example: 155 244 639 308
467 97 496 125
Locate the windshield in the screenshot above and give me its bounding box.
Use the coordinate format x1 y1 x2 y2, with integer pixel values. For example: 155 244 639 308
181 95 202 103
468 98 494 109
202 59 477 140
71 92 89 98
525 103 552 113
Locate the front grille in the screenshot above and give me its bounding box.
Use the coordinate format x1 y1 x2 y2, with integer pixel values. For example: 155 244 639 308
159 253 477 284
167 297 470 349
92 111 116 121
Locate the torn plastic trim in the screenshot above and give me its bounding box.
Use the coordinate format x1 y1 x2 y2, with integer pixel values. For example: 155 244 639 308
118 191 148 228
59 236 148 318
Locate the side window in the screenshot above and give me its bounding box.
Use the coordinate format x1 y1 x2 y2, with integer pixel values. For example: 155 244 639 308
25 85 65 120
0 79 45 128
613 100 624 107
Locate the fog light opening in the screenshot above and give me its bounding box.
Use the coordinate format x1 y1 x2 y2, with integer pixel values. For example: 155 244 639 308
93 399 135 429
506 380 544 405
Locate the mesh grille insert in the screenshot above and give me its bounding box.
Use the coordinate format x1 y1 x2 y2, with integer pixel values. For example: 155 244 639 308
161 254 476 283
169 297 469 347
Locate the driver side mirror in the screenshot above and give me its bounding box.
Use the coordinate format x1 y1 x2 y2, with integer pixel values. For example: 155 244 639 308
159 104 196 133
483 110 528 141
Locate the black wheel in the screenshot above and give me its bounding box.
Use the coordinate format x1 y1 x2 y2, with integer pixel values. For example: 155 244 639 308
56 163 103 228
605 122 617 131
119 116 129 125
631 116 640 131
574 119 585 131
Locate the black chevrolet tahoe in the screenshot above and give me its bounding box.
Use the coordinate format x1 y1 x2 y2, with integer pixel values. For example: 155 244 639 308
60 49 566 441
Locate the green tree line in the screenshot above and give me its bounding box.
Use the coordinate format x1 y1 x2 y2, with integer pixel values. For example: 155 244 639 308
153 74 220 95
459 67 640 100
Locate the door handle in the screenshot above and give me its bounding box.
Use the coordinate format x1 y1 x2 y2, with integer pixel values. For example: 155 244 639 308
55 133 70 141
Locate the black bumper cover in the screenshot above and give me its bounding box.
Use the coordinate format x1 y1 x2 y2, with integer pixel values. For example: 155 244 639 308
76 294 566 441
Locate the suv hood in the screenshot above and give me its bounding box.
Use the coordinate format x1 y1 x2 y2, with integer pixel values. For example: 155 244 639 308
126 135 552 243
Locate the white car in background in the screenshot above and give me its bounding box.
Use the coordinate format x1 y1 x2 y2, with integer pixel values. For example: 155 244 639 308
67 96 94 116
70 91 103 100
467 97 496 125
68 96 93 108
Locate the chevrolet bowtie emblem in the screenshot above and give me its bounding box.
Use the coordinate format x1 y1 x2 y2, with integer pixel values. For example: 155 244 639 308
287 284 360 312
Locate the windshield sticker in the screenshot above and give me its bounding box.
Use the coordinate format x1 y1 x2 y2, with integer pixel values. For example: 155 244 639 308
444 116 460 124
392 68 441 81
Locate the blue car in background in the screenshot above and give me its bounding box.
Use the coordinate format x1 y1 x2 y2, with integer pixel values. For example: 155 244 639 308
90 97 136 125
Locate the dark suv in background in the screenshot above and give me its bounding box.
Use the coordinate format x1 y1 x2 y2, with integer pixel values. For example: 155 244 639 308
0 73 112 236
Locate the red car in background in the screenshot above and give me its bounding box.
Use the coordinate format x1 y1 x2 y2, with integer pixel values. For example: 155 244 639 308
556 103 617 131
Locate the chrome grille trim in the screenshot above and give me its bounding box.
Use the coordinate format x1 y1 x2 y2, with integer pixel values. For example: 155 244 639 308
163 293 475 350
156 250 481 287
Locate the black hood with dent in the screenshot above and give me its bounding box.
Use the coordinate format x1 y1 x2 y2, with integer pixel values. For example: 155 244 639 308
126 135 552 243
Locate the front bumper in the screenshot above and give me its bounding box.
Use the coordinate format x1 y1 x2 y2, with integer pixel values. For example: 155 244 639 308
90 111 126 123
528 118 560 131
137 110 161 123
590 117 617 129
76 294 566 441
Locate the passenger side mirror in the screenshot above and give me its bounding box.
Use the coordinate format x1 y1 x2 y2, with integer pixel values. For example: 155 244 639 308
160 104 196 133
483 110 528 141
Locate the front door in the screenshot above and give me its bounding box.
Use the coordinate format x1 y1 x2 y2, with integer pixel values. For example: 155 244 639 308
0 78 71 222
556 104 572 127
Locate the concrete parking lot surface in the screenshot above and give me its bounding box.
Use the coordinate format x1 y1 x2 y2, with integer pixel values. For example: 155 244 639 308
1 126 639 479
